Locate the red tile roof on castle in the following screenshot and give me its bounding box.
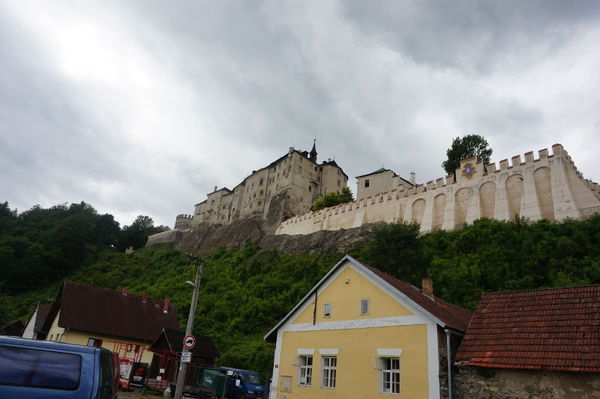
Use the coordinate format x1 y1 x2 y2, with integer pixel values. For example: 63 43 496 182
43 281 181 342
367 266 473 332
455 285 600 372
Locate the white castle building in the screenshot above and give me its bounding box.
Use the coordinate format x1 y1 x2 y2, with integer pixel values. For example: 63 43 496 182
276 144 600 235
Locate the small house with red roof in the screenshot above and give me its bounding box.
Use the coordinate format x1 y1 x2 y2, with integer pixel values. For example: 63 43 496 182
41 281 181 364
455 285 600 398
265 255 472 399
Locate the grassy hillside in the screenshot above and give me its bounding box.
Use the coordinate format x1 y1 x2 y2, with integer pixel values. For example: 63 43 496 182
3 215 600 380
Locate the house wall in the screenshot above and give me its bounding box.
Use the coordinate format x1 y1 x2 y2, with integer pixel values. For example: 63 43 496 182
453 366 600 399
270 262 440 399
357 170 396 200
276 144 600 235
45 311 154 363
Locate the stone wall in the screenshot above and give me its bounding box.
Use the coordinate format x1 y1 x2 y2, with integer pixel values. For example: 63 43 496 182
454 366 600 399
174 214 193 229
276 144 600 235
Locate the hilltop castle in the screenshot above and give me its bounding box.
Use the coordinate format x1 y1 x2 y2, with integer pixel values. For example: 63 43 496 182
185 141 348 231
174 143 600 236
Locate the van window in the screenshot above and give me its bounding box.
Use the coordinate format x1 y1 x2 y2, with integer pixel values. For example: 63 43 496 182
244 373 261 384
0 346 81 390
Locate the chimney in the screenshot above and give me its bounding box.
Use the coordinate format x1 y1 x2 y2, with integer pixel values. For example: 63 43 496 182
163 297 171 314
410 172 416 185
213 186 217 192
142 292 148 304
122 287 128 296
422 278 434 298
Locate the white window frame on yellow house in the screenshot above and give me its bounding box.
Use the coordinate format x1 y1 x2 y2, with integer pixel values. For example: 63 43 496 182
320 348 339 389
360 298 370 315
296 348 315 386
323 302 332 317
375 349 403 394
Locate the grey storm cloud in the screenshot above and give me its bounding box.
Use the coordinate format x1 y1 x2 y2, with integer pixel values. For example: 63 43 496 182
1 0 599 227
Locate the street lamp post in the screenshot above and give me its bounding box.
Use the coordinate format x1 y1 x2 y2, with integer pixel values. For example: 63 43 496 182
174 257 203 399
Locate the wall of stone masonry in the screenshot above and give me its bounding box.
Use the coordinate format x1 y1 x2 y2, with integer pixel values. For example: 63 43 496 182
453 366 600 399
276 144 600 235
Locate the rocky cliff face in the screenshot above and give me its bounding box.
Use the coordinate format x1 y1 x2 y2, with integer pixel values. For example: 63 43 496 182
147 218 381 256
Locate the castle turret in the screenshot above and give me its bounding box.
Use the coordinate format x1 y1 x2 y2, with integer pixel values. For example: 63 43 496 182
309 139 317 162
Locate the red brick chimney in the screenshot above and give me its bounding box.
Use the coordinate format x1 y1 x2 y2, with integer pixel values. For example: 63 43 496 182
422 278 434 298
142 292 148 304
122 287 129 296
163 297 171 314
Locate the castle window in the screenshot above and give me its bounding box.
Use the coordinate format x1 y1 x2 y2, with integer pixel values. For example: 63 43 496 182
337 180 340 187
309 186 312 192
365 179 370 188
260 190 264 196
258 201 262 206
253 193 256 198
315 166 317 171
260 178 264 185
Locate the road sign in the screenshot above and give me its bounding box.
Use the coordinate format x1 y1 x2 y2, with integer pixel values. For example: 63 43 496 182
183 334 196 350
181 352 192 363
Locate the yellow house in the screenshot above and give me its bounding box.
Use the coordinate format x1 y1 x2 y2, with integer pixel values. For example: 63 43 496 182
265 256 472 399
41 281 181 365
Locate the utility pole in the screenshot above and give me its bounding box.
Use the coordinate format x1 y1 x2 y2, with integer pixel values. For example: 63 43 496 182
174 257 203 399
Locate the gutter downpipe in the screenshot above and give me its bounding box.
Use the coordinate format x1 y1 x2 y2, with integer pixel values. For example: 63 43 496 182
445 328 452 399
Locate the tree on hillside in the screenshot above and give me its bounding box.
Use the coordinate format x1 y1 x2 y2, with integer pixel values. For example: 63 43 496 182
357 222 428 285
442 134 493 177
92 214 120 248
311 186 354 211
117 215 169 251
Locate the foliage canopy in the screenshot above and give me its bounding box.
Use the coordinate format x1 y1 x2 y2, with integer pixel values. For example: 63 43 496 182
442 134 493 176
310 186 354 211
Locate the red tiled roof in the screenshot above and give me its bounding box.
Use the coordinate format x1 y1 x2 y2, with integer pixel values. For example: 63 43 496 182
45 282 181 342
455 285 600 372
367 266 473 332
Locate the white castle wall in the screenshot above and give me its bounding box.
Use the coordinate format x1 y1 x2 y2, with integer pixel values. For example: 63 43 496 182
276 144 600 235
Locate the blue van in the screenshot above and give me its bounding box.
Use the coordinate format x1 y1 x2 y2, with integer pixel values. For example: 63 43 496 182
0 336 116 399
219 367 265 399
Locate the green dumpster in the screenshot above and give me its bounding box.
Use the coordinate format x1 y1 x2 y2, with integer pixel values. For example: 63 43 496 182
200 369 229 399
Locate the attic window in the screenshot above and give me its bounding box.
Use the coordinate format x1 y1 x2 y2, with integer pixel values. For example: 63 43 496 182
360 299 369 315
323 303 332 318
365 179 370 188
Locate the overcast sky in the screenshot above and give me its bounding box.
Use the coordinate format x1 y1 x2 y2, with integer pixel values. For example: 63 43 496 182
1 0 599 227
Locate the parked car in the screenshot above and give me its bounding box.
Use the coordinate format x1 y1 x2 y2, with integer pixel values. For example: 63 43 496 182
220 367 265 399
0 336 117 399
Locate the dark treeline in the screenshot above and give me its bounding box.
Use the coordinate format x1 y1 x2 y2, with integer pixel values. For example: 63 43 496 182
0 201 168 295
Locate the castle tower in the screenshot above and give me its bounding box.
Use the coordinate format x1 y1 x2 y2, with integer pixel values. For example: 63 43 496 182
309 139 317 162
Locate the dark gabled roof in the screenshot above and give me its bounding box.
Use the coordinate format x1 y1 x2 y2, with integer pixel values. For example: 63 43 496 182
455 285 600 373
0 320 25 336
355 168 414 187
356 167 391 179
33 302 52 335
43 282 181 342
265 255 472 342
150 329 219 360
367 267 472 332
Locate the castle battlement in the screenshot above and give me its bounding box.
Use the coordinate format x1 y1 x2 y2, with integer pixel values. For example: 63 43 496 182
276 144 600 235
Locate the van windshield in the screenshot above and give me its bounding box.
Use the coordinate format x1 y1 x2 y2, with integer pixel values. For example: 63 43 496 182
244 373 260 385
0 346 81 390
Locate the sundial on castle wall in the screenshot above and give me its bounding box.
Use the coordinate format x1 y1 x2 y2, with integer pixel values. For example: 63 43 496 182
462 162 476 179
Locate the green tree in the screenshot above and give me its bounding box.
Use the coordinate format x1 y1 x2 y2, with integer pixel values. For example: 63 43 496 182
442 134 493 176
117 215 169 251
311 186 354 211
